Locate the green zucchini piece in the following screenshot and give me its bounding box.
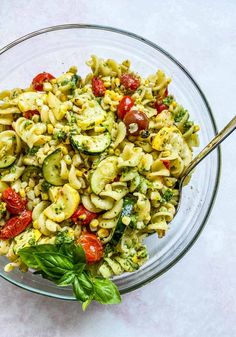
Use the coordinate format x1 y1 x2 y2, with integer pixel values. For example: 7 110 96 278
70 132 111 155
111 196 136 245
42 149 65 186
22 166 41 182
90 156 118 194
0 155 16 169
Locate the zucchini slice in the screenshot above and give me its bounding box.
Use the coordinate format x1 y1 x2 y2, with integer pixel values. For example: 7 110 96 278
0 155 16 169
70 132 111 155
42 149 65 186
111 196 136 245
90 156 118 194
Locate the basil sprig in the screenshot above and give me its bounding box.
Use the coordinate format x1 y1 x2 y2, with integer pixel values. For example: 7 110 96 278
18 243 121 309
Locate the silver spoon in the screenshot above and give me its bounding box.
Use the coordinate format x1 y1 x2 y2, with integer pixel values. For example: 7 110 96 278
177 115 236 211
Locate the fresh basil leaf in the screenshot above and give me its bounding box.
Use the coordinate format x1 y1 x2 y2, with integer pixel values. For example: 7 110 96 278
82 297 93 311
73 262 85 275
93 278 121 304
33 270 61 281
19 244 58 269
72 244 86 264
33 252 74 278
19 248 40 269
59 243 86 264
58 243 74 261
73 273 94 302
56 271 76 286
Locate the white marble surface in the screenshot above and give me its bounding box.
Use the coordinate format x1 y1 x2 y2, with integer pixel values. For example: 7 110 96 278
0 1 236 336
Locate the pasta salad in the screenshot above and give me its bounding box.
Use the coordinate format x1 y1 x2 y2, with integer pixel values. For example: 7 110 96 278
0 56 199 307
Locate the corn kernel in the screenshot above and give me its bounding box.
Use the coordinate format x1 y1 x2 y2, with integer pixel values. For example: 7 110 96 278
60 94 67 102
76 169 83 177
41 193 49 200
104 81 111 88
67 228 75 238
43 82 52 91
19 189 26 198
64 154 72 165
132 255 139 263
34 184 41 197
33 220 39 229
28 179 35 188
33 198 41 206
172 101 177 108
59 145 68 155
63 125 70 133
27 190 35 200
115 78 120 86
27 201 33 211
97 228 109 238
121 216 131 226
194 125 200 132
114 148 120 156
47 124 54 134
90 219 99 228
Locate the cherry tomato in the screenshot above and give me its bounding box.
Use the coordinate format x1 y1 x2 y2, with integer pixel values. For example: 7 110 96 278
2 187 27 215
155 102 168 114
123 110 149 135
92 77 106 97
120 73 140 92
117 96 134 119
161 159 170 170
77 233 103 263
71 205 98 226
23 110 40 119
0 210 32 240
32 72 55 91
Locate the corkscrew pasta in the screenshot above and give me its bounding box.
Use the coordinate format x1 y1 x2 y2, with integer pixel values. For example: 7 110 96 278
0 56 199 277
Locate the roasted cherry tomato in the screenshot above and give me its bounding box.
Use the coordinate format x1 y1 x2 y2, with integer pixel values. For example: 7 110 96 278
92 77 106 97
71 205 98 226
117 96 134 119
161 159 170 170
32 72 55 91
120 73 140 92
23 110 40 119
155 102 168 114
0 210 32 240
77 233 103 263
123 110 149 135
2 187 27 215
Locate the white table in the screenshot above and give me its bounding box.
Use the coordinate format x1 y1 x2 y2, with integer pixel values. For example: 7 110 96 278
0 1 236 336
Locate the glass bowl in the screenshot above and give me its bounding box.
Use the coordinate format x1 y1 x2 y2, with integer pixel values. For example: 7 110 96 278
0 24 220 299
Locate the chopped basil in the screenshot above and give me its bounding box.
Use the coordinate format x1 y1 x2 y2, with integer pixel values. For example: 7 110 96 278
162 189 173 202
162 95 174 106
53 130 67 141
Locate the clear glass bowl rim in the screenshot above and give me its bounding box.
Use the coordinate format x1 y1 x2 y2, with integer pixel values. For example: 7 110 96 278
0 24 221 300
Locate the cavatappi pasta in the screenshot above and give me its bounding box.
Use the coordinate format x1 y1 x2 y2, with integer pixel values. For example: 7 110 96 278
0 56 199 277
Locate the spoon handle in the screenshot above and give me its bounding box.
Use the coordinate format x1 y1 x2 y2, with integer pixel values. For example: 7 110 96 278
181 115 236 180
